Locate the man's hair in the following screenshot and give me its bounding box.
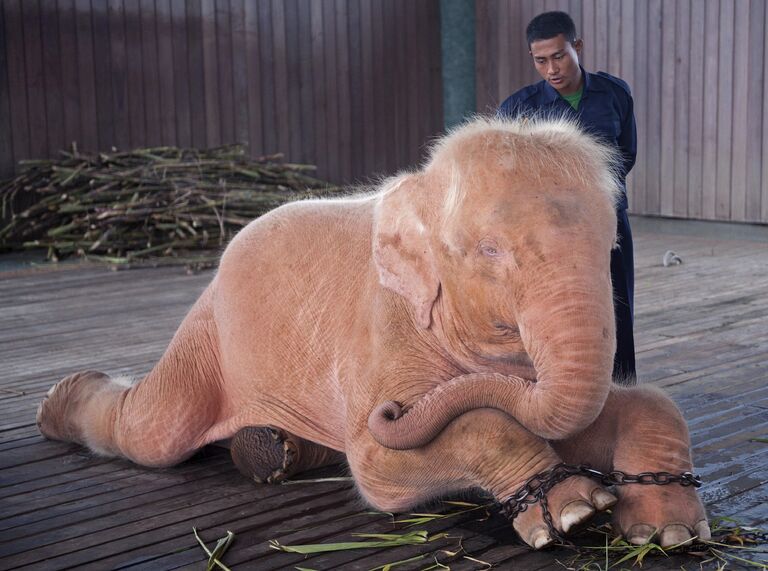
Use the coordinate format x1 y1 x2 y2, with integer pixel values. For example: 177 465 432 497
526 11 577 47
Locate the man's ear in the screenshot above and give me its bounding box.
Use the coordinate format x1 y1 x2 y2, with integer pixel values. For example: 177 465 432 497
372 175 440 329
573 38 583 55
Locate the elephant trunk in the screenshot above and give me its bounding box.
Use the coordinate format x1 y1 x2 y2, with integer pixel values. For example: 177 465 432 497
368 287 615 448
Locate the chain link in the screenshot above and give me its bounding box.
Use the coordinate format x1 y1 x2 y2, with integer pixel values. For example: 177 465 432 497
501 463 704 546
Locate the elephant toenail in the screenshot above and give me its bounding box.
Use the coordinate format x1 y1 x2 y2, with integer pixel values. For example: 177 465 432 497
590 488 618 511
560 500 595 533
659 523 693 547
531 528 553 549
627 523 656 545
694 520 711 541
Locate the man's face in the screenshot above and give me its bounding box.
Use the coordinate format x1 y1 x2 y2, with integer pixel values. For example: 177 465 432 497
529 34 583 95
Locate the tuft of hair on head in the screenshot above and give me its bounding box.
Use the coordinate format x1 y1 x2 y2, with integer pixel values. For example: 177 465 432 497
426 113 624 210
526 11 577 47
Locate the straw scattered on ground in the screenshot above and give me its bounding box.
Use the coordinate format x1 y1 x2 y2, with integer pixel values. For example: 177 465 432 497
193 504 767 571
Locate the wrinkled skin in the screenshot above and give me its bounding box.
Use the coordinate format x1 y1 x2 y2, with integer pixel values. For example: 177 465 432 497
37 118 709 549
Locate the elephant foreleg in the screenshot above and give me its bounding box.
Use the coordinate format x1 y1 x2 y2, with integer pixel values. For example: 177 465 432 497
229 426 345 484
551 385 710 547
348 408 617 549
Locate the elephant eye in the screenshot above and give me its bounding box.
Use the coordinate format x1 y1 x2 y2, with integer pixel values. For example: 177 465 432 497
478 240 502 258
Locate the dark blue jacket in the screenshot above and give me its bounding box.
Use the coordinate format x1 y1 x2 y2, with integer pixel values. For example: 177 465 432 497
498 68 636 210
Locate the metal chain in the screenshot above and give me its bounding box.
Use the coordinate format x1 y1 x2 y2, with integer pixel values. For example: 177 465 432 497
501 463 704 546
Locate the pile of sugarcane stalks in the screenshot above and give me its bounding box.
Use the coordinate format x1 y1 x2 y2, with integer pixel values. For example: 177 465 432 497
0 145 341 268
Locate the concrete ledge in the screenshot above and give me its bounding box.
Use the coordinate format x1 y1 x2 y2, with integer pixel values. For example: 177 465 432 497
629 214 768 243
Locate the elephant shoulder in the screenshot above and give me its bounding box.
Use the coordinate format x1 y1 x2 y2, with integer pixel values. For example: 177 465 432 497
222 195 376 268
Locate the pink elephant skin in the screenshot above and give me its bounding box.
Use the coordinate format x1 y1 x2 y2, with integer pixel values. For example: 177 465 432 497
38 117 709 549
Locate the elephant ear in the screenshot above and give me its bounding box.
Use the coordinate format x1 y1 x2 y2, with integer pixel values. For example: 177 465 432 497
373 175 440 329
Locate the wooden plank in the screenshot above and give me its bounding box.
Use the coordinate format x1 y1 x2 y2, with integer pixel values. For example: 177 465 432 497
56 0 80 153
715 0 734 220
185 0 207 148
659 0 675 216
765 0 768 223
244 0 262 156
40 0 65 157
394 0 409 169
618 0 634 199
379 1 396 174
346 0 364 176
747 0 766 223
687 0 705 219
22 0 49 160
581 0 595 71
368 0 386 175
78 487 360 569
521 0 540 85
593 0 607 72
702 0 720 219
322 0 340 177
257 0 276 154
3 0 30 166
569 0 582 37
474 0 491 112
0 482 353 568
404 0 419 166
0 2 14 177
334 0 355 178
170 0 191 147
282 0 302 161
645 0 661 215
2 464 238 542
426 0 442 138
0 458 232 527
607 0 620 77
511 0 526 97
124 0 146 148
2 218 768 568
414 0 432 160
296 0 314 164
631 0 647 214
729 0 749 222
215 0 234 145
497 0 511 104
270 0 291 156
305 2 328 177
230 0 248 147
108 0 130 151
138 0 162 147
672 0 690 217
154 0 177 146
201 0 220 148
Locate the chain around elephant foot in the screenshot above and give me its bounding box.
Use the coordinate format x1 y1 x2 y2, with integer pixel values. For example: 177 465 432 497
502 463 705 548
230 426 344 484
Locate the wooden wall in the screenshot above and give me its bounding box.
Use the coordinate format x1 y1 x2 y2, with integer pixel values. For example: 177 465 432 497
0 0 443 185
477 0 768 225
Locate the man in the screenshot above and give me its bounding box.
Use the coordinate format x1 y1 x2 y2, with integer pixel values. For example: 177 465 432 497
498 11 637 384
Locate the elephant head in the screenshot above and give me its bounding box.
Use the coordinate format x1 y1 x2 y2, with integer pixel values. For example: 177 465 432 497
370 117 622 446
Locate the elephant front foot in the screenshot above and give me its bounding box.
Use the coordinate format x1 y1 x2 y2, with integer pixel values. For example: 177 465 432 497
37 370 118 445
504 466 618 549
230 426 345 484
613 483 710 547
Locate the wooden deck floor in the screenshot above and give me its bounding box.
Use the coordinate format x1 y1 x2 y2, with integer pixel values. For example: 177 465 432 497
1 222 767 570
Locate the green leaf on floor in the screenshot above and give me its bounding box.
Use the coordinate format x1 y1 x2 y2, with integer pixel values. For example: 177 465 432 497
269 530 440 554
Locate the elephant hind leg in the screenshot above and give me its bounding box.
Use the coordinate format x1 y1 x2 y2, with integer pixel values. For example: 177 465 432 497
230 426 345 484
37 287 226 468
